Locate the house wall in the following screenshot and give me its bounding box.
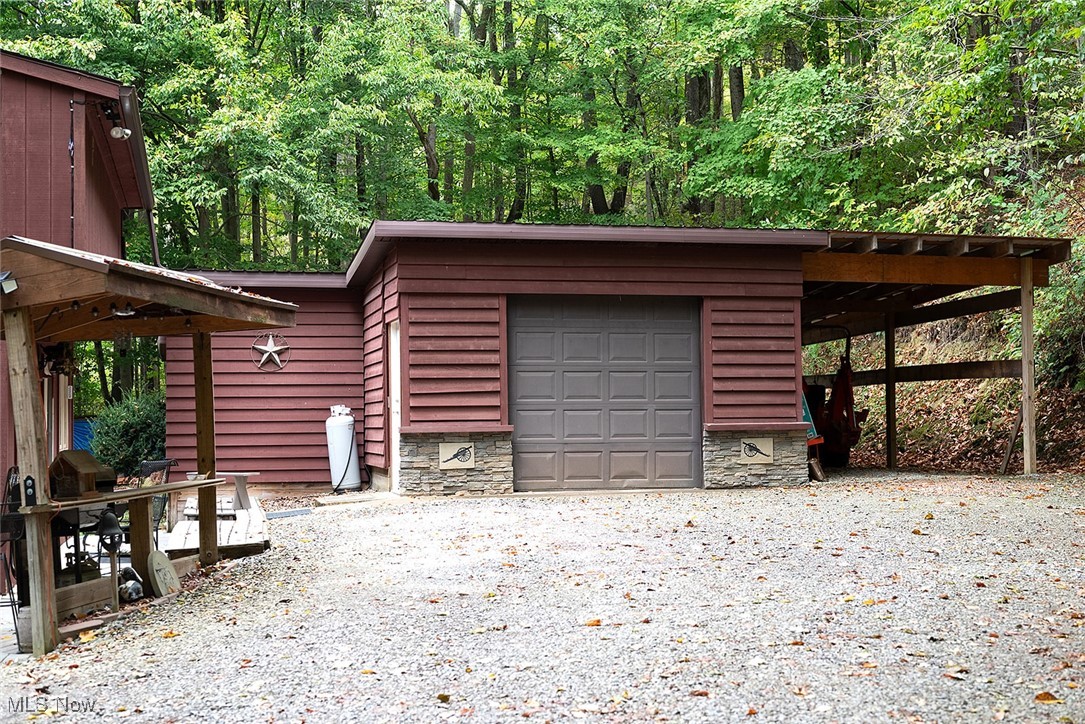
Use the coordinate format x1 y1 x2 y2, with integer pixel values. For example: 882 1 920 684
0 72 123 257
360 252 398 470
165 288 365 486
382 238 806 493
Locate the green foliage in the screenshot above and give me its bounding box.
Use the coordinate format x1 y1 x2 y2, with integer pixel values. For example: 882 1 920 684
90 389 166 477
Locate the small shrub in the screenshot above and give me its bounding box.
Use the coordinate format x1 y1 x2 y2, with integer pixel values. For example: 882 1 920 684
90 389 166 477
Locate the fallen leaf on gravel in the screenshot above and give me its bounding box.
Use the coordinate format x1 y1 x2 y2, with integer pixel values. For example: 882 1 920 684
791 685 810 697
162 630 180 639
685 520 696 528
1034 692 1062 704
912 529 928 535
789 640 804 646
861 662 878 669
360 669 375 675
747 708 758 716
924 513 934 520
437 693 451 703
690 690 709 697
78 631 96 642
585 619 602 627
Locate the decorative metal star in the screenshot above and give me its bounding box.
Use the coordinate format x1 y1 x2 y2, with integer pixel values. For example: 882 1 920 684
252 333 289 369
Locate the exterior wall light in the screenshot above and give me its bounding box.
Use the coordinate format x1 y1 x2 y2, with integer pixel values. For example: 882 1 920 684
0 271 17 294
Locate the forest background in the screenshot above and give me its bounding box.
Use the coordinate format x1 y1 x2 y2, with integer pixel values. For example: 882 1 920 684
2 0 1084 471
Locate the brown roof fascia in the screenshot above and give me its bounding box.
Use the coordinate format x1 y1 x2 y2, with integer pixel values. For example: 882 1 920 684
118 87 154 211
345 221 830 287
0 49 122 99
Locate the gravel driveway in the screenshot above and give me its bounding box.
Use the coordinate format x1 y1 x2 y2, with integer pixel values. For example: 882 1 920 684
2 472 1084 723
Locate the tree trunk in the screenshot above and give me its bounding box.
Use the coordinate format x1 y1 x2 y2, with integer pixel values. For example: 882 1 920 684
250 186 262 263
355 134 368 214
583 84 609 214
503 1 526 222
288 196 299 264
462 126 476 221
728 65 745 121
406 107 441 202
784 38 806 71
93 341 109 407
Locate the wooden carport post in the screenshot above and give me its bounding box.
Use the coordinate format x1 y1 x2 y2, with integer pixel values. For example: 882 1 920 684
1021 258 1037 474
192 332 219 565
2 307 58 655
885 312 897 469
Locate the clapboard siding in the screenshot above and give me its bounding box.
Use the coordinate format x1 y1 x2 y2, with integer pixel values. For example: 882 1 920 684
704 296 803 423
165 288 365 486
0 72 123 257
360 252 398 468
402 293 505 428
393 240 804 430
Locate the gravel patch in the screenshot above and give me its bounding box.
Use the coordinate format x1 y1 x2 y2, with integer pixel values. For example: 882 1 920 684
2 472 1083 722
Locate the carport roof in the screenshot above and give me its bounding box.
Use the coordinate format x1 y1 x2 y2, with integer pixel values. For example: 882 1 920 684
803 230 1071 343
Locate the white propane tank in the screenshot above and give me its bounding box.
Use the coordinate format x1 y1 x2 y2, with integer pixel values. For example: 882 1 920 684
325 405 362 492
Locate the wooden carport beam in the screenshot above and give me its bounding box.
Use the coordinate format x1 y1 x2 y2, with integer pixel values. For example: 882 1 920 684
2 307 58 656
802 289 1022 345
1021 258 1037 474
802 252 1048 287
806 359 1022 387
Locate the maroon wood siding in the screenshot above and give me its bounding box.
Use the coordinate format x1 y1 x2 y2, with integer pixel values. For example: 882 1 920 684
401 293 506 431
360 253 399 468
0 70 123 257
165 288 365 486
392 240 805 429
703 297 804 424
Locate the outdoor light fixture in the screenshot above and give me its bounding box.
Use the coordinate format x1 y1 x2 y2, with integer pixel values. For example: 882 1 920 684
101 101 132 141
110 302 136 318
0 271 17 295
97 508 124 612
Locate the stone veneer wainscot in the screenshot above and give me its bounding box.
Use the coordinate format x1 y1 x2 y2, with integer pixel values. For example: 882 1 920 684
398 433 514 495
702 429 809 487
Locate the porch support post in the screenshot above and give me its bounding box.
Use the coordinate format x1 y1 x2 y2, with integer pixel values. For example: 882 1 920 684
3 306 58 655
885 312 897 470
1020 258 1037 474
192 332 219 566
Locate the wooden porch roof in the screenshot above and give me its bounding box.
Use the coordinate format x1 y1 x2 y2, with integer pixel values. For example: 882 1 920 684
0 236 297 343
802 230 1071 344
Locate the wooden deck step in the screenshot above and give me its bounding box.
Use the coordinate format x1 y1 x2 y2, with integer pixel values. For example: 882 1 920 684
164 500 270 560
182 496 236 520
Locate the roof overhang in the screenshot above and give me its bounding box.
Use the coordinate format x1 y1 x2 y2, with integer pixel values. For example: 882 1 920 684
346 221 828 286
0 236 296 343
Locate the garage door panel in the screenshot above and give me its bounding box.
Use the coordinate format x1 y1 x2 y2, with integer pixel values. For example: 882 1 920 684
516 409 559 441
655 333 696 362
610 409 649 440
656 451 696 480
610 451 649 481
564 452 604 482
563 371 603 400
513 370 557 401
510 296 701 490
610 333 649 362
655 409 695 439
610 371 649 400
516 451 560 482
563 410 604 440
512 331 557 362
563 332 603 361
655 371 694 400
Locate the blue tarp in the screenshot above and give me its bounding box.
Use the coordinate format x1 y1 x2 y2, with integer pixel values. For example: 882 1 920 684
73 418 95 451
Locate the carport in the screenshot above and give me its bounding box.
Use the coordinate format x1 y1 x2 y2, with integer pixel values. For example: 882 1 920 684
1 235 296 654
801 231 1072 472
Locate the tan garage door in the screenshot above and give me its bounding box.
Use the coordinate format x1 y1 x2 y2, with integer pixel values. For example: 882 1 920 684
509 296 701 491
